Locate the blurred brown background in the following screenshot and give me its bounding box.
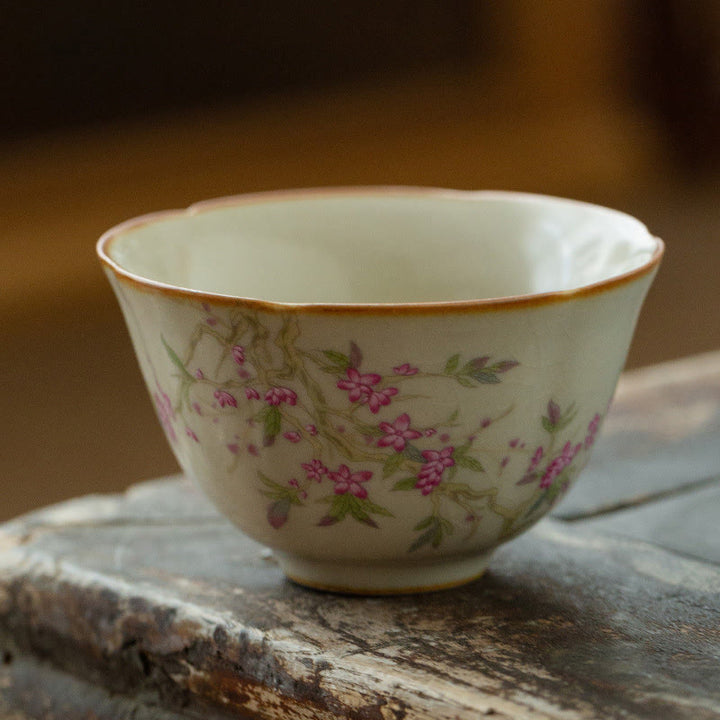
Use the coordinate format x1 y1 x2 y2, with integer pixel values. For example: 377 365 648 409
2 1 719 521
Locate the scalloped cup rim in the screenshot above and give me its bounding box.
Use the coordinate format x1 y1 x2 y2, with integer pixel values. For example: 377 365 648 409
96 186 665 315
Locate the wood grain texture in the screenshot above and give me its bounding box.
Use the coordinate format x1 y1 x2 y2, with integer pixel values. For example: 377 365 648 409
1 353 719 719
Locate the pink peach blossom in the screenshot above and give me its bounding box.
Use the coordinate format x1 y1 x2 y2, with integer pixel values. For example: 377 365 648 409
393 363 418 376
337 367 381 402
377 413 422 452
245 387 260 400
153 390 176 442
265 387 297 406
214 389 237 408
328 464 372 499
227 443 239 454
305 424 318 436
194 369 204 379
231 345 245 365
185 427 199 442
283 431 302 443
366 387 398 414
302 459 327 482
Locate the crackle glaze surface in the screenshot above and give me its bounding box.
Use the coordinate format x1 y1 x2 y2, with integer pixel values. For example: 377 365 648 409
99 189 662 592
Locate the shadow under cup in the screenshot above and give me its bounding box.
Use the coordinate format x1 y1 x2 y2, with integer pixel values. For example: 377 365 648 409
98 188 663 594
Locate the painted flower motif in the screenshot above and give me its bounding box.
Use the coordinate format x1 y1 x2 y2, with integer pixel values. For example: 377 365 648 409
192 402 203 415
194 369 204 380
245 387 260 400
366 387 398 414
227 443 239 454
185 427 199 442
153 390 176 442
337 367 381 402
283 431 302 443
585 413 602 449
305 424 318 436
415 447 455 495
302 459 327 482
328 464 372 499
393 363 419 376
214 389 237 408
247 444 259 456
539 441 580 489
231 345 245 365
265 387 297 406
377 413 422 452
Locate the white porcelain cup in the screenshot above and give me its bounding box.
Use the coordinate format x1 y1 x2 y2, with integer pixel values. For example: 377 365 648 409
98 188 663 593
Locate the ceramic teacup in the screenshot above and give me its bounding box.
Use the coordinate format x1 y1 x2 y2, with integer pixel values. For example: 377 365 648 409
98 188 663 593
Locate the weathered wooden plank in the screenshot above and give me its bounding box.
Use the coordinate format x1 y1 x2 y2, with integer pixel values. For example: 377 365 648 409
579 480 720 565
1 478 719 720
554 351 720 519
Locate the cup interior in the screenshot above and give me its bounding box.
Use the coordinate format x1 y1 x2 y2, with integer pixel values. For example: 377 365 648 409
102 189 660 305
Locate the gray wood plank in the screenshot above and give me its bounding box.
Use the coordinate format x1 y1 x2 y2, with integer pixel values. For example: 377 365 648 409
1 478 719 720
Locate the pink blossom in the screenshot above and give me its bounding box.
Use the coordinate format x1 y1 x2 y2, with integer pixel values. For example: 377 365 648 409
227 443 239 454
337 367 381 402
214 389 237 408
366 387 398 414
192 402 203 415
377 413 422 452
205 317 218 326
328 464 372 499
423 428 437 437
500 456 510 468
265 387 297 406
245 387 260 400
302 459 327 482
585 413 602 449
509 438 520 448
288 478 299 488
194 369 204 380
393 363 419 376
416 447 455 493
153 391 176 442
247 444 259 456
539 442 580 489
185 427 199 442
529 446 544 471
305 424 318 436
415 472 442 495
237 368 251 379
440 433 451 443
481 417 492 428
231 345 245 365
299 490 308 500
283 431 302 443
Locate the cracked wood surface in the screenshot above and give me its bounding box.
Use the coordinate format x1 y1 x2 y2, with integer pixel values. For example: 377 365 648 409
1 352 719 719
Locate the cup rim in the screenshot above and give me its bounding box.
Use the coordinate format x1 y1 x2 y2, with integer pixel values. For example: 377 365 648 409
96 186 665 315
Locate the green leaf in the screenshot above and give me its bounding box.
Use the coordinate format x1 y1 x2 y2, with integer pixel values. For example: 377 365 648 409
364 500 394 517
456 454 484 473
330 493 352 520
455 376 476 388
393 477 419 491
322 350 351 370
403 444 426 463
444 353 460 374
383 452 405 479
413 515 434 531
408 526 436 553
469 371 501 384
263 405 282 440
161 336 194 381
541 416 555 434
555 409 578 432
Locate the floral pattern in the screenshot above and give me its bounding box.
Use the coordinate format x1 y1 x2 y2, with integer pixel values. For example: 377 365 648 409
154 306 603 553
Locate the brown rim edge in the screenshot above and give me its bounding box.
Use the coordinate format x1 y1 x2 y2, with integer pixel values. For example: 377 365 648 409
96 186 665 316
